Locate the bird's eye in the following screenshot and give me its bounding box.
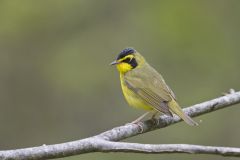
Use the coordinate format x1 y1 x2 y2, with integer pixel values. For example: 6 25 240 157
122 57 132 63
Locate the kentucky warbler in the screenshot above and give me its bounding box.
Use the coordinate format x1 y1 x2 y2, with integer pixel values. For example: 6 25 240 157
110 48 198 126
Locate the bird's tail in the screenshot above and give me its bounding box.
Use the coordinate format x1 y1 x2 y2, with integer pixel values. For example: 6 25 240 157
168 100 198 126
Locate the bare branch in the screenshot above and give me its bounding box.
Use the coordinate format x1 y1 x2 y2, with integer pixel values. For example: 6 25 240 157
98 141 240 157
97 90 240 141
0 91 240 160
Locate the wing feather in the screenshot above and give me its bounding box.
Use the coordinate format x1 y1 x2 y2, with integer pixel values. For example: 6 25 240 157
123 64 177 116
124 79 173 116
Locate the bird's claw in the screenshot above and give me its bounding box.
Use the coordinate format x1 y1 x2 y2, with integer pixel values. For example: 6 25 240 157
151 117 159 126
135 122 144 133
126 122 144 133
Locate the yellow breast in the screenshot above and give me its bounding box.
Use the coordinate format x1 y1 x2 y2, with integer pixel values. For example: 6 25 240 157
120 74 153 110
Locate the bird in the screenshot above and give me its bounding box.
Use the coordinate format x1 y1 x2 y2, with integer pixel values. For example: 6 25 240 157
110 48 198 126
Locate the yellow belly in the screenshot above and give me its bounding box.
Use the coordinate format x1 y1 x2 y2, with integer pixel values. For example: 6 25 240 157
120 75 153 111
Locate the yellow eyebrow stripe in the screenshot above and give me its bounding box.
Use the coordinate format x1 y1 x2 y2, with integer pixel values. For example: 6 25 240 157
118 55 134 62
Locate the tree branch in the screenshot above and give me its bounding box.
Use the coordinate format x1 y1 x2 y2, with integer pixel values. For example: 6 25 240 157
98 141 240 157
0 90 240 160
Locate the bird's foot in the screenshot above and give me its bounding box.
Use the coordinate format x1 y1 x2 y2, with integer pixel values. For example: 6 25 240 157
150 117 159 126
134 122 144 133
150 112 159 126
125 121 144 133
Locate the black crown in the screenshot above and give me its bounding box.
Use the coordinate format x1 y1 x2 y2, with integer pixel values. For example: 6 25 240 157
117 48 136 60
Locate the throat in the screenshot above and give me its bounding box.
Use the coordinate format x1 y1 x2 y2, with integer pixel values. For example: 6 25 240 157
117 63 133 74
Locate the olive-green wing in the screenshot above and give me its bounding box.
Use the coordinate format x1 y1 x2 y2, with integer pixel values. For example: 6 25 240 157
124 65 175 116
124 80 172 116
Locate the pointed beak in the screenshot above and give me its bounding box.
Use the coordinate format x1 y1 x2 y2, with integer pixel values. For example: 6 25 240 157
109 60 119 66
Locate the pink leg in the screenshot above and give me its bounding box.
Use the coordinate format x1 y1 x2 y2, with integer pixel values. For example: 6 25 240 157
131 112 150 124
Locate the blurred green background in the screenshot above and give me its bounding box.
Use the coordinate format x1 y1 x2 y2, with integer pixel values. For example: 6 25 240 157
0 0 239 160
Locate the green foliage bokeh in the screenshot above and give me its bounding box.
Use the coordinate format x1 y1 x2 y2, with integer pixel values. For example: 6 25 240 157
0 1 239 160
